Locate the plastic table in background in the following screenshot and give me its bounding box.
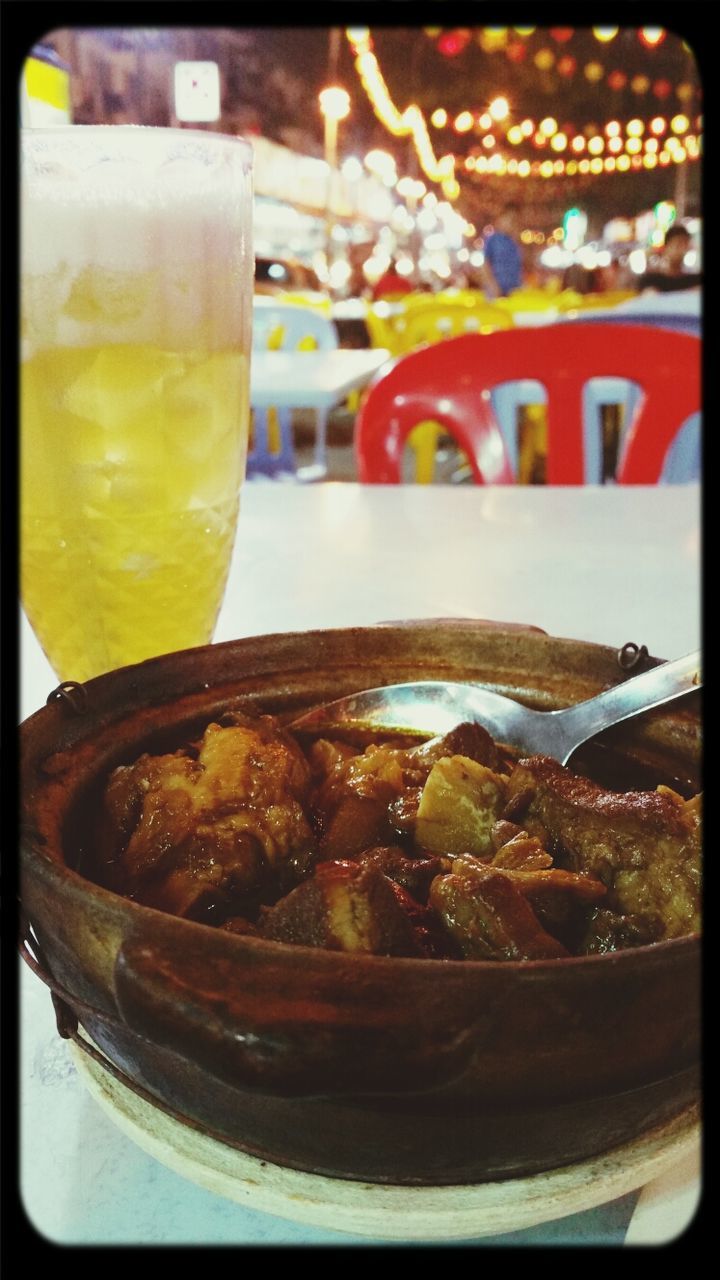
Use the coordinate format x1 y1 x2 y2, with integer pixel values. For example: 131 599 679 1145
249 347 390 478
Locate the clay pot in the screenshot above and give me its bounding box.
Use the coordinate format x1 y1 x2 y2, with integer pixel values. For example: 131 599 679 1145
20 621 701 1184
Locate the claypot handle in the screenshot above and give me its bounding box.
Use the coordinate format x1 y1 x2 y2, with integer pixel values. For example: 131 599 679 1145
114 929 477 1099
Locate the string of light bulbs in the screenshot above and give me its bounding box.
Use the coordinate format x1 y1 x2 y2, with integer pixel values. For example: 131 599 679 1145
345 27 459 198
346 27 700 191
461 144 698 181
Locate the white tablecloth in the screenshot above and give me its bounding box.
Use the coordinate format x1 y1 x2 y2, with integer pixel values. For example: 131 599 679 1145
20 483 702 1245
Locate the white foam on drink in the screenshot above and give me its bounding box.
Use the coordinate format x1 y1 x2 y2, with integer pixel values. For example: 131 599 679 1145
21 129 253 356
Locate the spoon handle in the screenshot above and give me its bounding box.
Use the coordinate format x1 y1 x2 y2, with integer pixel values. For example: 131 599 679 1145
551 650 701 764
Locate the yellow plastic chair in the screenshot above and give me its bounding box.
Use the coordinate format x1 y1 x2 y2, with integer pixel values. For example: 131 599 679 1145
399 301 513 352
276 289 333 316
557 289 639 312
365 303 406 356
392 301 513 482
493 288 562 316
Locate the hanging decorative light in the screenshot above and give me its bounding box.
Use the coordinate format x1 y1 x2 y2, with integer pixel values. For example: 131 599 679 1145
506 41 526 63
631 75 650 94
557 55 577 77
345 29 457 195
489 96 510 121
639 28 666 49
585 62 605 83
653 80 672 100
607 70 627 90
478 28 509 52
534 48 555 70
671 113 690 133
549 28 574 42
593 27 618 42
437 29 471 57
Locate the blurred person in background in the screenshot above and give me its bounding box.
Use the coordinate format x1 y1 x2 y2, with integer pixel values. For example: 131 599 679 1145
371 256 414 301
480 203 524 297
640 223 702 293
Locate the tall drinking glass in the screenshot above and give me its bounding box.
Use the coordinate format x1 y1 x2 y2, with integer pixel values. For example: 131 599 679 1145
20 126 253 683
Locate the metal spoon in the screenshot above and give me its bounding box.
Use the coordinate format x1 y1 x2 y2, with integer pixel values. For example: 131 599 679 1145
290 650 701 765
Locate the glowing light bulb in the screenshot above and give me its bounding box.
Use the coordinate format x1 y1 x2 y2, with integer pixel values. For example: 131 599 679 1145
671 114 690 134
489 96 510 121
319 85 351 121
640 28 665 48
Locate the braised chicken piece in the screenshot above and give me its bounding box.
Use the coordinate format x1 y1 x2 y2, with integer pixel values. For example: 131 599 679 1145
436 853 608 956
103 712 316 917
503 756 701 939
353 845 446 902
429 861 570 961
578 908 665 954
259 859 430 956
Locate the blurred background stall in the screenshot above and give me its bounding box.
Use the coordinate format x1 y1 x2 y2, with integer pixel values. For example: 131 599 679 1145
22 23 702 482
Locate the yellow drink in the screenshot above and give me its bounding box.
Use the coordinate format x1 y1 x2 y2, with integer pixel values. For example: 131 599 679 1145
21 128 253 681
21 342 248 681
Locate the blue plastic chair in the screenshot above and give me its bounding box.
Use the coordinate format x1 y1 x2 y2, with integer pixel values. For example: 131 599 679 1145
248 301 339 479
558 310 702 483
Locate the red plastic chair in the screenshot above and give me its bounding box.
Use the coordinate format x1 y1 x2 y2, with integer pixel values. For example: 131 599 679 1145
354 323 701 485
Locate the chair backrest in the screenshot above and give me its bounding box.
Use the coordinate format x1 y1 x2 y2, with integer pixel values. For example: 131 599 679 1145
398 301 513 352
494 288 564 313
252 299 338 352
354 323 701 485
365 303 405 355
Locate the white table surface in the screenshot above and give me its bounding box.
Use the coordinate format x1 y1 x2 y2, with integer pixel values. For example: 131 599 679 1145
19 483 702 1246
249 348 391 410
